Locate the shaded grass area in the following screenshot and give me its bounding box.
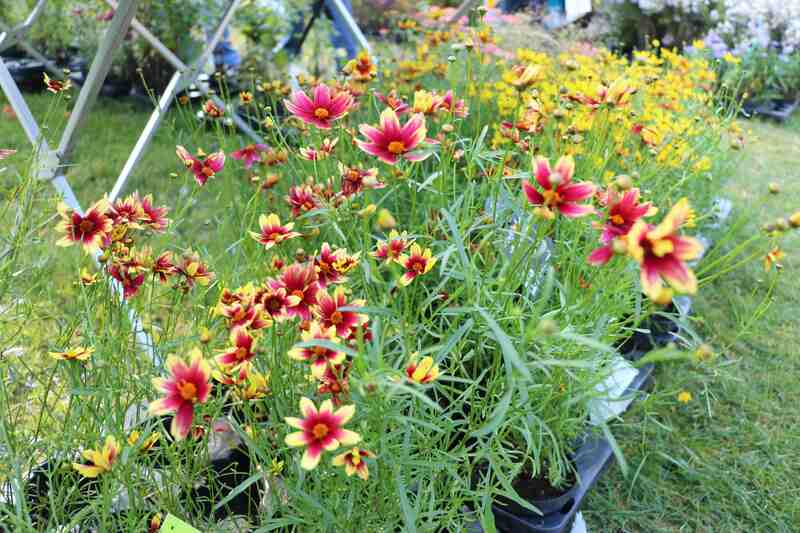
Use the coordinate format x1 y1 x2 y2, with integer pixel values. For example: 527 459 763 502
2 94 800 530
586 115 800 531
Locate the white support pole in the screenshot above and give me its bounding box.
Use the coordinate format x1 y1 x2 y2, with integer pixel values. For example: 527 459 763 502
0 0 47 51
325 0 373 57
57 0 139 162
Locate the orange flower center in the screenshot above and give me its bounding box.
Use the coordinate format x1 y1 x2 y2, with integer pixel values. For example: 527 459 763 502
312 423 329 439
79 219 96 234
412 260 425 272
235 346 248 360
330 311 344 324
177 379 198 402
292 290 305 300
314 108 330 119
542 189 563 207
313 346 327 357
202 166 214 176
610 214 625 225
387 141 406 154
269 232 283 242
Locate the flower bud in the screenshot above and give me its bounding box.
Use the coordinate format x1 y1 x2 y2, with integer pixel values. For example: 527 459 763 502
359 204 377 217
789 211 800 228
612 237 628 255
615 174 633 190
768 182 780 194
537 318 559 336
377 208 396 229
694 343 714 362
775 218 789 231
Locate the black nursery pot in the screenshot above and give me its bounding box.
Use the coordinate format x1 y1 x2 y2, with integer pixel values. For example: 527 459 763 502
616 302 682 358
742 99 798 123
490 436 614 533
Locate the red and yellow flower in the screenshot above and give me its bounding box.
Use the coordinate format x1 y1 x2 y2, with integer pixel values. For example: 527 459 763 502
268 263 319 320
405 355 440 384
522 156 595 218
314 287 367 338
72 436 119 478
356 108 431 165
588 188 656 265
231 143 269 169
216 327 257 368
50 346 94 361
332 447 375 480
625 198 703 301
250 213 301 250
56 200 112 254
285 397 360 470
396 244 436 286
372 230 412 263
149 348 213 440
176 146 225 186
284 84 353 129
288 322 346 378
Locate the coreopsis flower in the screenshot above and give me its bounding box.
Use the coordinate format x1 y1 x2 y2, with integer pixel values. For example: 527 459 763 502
374 90 409 114
314 243 359 288
250 213 301 250
284 84 353 129
176 146 225 186
396 244 436 286
72 436 119 478
176 250 215 288
213 361 249 387
50 346 94 361
231 143 269 169
412 90 439 115
625 198 703 301
763 247 785 271
338 164 384 198
314 287 367 338
286 185 320 217
149 348 213 440
284 397 360 470
332 447 375 480
405 355 440 384
588 188 655 265
299 138 338 161
289 322 345 377
372 230 412 263
355 108 431 165
43 73 71 94
437 90 468 118
237 370 271 401
343 50 377 82
79 267 98 285
239 91 254 105
139 194 170 232
677 391 692 403
152 251 177 283
318 362 351 404
522 156 595 218
109 194 145 228
269 263 319 320
108 261 145 298
507 64 543 88
569 79 635 109
203 99 224 118
127 430 160 452
220 300 271 330
148 513 162 533
216 327 257 368
56 199 112 254
256 286 300 321
261 147 289 166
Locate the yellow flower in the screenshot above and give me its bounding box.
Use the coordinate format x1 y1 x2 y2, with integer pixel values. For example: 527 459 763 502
405 355 440 384
677 391 692 404
72 436 119 478
377 208 396 230
50 346 94 361
763 247 784 271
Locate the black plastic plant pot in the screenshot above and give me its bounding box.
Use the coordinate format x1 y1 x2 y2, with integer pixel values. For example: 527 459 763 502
616 302 682 358
488 360 654 533
490 435 614 533
743 99 798 123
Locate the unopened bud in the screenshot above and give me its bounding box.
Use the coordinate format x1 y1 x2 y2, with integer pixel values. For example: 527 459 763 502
615 174 633 190
359 204 377 217
768 182 780 194
294 248 307 262
537 318 559 336
789 211 800 228
775 218 789 231
199 326 212 344
694 343 714 361
612 237 628 255
441 123 454 133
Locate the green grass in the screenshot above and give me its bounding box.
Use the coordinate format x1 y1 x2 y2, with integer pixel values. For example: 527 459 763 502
585 115 800 531
2 93 799 530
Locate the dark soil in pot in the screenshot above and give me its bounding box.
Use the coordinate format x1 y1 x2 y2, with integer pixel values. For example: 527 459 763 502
616 302 680 357
496 469 577 518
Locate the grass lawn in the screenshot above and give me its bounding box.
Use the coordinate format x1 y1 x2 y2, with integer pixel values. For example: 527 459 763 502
2 92 799 531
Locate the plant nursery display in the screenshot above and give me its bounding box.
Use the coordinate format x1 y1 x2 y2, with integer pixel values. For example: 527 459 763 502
1 3 797 532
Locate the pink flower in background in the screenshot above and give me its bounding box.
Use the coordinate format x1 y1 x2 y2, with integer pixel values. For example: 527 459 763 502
231 144 269 169
355 108 430 165
588 188 655 265
284 84 353 129
176 146 225 186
